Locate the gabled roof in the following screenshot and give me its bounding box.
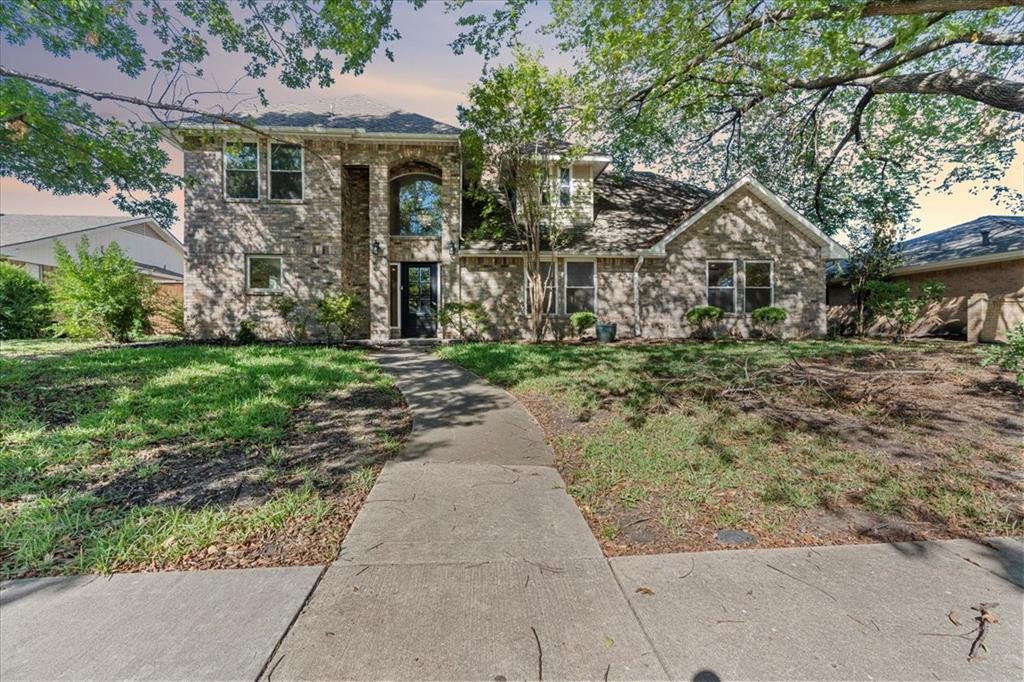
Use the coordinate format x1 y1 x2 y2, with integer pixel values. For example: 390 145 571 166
896 215 1024 271
644 176 848 260
176 94 460 137
0 214 184 254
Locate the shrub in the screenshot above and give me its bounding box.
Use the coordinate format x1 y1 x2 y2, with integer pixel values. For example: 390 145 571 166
438 301 489 340
0 261 52 339
866 279 945 342
751 306 787 340
569 311 598 338
237 318 259 344
686 305 723 340
272 295 311 342
317 291 365 343
981 322 1024 387
49 239 156 342
156 295 186 336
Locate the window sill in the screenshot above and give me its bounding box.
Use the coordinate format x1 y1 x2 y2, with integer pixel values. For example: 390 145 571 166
225 197 260 203
267 199 305 204
246 289 284 296
390 235 443 240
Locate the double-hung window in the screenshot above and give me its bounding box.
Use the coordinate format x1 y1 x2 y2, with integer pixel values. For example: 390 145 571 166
246 255 283 292
224 141 259 200
525 261 558 315
270 143 303 200
559 167 571 207
744 261 773 312
706 261 736 313
565 260 596 314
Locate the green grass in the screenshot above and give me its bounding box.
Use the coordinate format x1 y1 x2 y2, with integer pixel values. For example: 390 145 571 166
0 343 396 577
439 341 1019 547
0 336 177 359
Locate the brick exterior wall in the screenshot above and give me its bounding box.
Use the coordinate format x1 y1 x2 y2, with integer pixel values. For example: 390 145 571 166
828 257 1024 341
182 135 459 341
185 138 828 341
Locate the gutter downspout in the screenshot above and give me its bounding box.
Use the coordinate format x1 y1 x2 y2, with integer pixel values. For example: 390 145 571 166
633 256 645 338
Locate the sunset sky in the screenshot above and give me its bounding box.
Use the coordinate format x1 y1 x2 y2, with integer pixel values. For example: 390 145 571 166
1 2 1020 243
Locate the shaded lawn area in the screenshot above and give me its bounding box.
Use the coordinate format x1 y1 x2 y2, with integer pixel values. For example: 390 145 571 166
438 340 1023 555
0 336 178 359
0 344 410 578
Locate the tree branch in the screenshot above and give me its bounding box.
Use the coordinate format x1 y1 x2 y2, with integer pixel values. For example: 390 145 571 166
856 67 1024 111
814 89 875 221
862 0 1024 16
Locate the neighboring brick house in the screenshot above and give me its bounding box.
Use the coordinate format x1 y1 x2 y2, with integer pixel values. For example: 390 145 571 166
172 96 846 341
828 216 1024 342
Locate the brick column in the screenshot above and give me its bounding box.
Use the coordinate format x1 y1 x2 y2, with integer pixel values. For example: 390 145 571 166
966 292 988 343
440 158 461 335
369 162 390 341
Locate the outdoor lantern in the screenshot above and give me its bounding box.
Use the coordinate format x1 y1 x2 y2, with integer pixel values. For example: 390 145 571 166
371 239 381 256
448 241 458 257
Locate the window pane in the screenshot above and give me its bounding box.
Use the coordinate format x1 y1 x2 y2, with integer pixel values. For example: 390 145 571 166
271 144 302 171
707 262 734 287
566 287 595 314
392 175 442 236
248 257 282 290
226 170 258 199
745 288 771 312
271 171 302 200
745 262 771 288
566 261 594 287
559 168 571 207
708 288 735 313
225 142 257 170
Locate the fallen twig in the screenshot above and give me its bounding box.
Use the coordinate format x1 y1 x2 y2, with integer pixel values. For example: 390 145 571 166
968 602 999 661
531 626 543 680
765 563 838 602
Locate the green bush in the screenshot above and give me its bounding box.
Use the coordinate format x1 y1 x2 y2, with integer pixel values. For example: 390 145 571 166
0 261 52 340
569 311 598 337
272 295 312 342
438 301 489 340
49 239 156 342
237 318 259 344
751 306 787 340
317 291 365 343
866 278 945 342
685 305 723 340
981 322 1024 387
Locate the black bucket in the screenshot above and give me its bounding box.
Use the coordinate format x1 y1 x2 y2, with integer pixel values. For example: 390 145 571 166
596 323 617 343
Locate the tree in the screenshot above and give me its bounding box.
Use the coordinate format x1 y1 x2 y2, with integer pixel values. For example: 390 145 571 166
50 238 156 342
0 0 421 227
843 221 914 334
0 261 52 339
452 0 1024 235
458 50 585 342
866 278 946 341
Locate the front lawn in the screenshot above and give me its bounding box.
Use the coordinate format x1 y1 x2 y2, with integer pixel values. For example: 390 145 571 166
0 344 410 578
438 340 1022 554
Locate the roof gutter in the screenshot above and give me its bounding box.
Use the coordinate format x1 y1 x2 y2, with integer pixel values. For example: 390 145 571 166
158 122 460 149
460 249 667 259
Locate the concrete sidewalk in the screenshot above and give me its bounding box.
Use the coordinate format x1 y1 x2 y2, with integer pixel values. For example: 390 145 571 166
0 566 322 681
267 351 666 680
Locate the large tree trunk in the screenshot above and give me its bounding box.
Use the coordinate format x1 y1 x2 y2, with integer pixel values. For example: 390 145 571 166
862 0 1024 16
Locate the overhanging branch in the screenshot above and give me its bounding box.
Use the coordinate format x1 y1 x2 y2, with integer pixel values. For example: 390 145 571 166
856 68 1024 111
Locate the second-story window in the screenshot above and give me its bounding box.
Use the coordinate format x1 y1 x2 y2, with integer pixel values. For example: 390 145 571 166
540 170 550 206
270 144 303 200
224 141 258 200
559 167 571 207
391 174 443 236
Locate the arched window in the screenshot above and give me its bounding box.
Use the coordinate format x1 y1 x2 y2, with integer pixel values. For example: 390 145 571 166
390 174 442 236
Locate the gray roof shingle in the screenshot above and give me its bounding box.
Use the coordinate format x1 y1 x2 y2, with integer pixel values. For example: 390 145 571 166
184 95 460 136
897 215 1024 267
0 214 148 247
463 171 713 253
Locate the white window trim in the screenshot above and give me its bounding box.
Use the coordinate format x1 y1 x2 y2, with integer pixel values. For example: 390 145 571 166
223 139 260 202
523 258 559 316
706 259 737 314
268 142 304 202
558 166 572 208
245 254 284 294
563 258 597 315
743 260 774 313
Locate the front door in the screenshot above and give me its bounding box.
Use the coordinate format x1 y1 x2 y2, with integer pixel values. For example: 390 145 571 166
400 262 438 338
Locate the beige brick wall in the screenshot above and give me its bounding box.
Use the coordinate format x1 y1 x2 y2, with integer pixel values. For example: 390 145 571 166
639 187 826 338
183 135 459 340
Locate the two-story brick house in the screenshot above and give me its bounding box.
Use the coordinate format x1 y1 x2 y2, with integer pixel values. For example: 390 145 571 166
173 95 846 341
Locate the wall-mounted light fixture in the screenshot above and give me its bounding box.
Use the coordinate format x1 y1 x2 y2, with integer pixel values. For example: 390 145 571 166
371 239 381 256
448 241 458 257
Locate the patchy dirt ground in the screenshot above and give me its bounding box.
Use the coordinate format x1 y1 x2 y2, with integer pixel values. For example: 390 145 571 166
518 345 1023 557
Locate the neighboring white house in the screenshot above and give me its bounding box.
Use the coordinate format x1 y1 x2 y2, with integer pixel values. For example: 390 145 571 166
0 214 184 282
